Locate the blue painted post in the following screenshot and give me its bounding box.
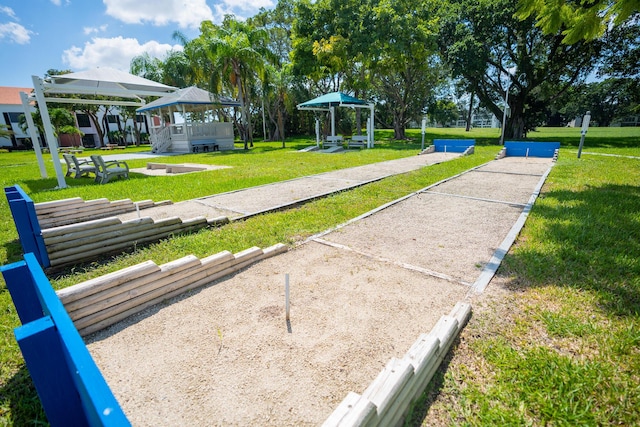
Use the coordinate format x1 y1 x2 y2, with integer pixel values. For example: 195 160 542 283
15 316 89 427
0 260 43 324
4 185 50 267
1 254 131 427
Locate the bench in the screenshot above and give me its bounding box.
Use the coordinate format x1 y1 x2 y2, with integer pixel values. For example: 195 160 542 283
323 135 343 148
347 135 368 149
191 142 219 153
4 185 49 267
91 155 129 184
504 141 560 158
1 252 130 426
100 143 125 150
63 153 96 179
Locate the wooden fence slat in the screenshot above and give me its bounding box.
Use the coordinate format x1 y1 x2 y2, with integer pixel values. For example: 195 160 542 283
34 197 85 212
41 217 123 238
321 392 377 427
361 357 414 425
48 217 184 260
75 252 255 333
43 218 153 245
70 256 203 322
45 217 155 249
48 219 210 268
56 246 281 335
57 260 159 305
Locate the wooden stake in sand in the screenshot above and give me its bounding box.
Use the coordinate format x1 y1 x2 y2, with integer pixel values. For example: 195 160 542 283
285 273 290 321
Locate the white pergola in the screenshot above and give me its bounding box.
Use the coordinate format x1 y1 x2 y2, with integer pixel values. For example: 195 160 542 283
297 91 375 148
22 68 176 188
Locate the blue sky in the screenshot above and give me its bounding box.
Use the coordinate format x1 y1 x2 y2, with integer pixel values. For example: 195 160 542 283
0 0 274 88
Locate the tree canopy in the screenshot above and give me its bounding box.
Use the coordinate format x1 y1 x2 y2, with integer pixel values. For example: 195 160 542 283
516 0 639 44
111 0 636 145
439 0 602 139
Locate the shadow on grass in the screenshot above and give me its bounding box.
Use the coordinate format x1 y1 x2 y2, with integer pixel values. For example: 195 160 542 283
502 183 640 316
0 366 47 426
2 239 25 265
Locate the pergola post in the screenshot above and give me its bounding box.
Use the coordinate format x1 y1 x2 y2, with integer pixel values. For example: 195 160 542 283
20 92 47 178
32 75 66 189
330 106 336 137
369 104 375 148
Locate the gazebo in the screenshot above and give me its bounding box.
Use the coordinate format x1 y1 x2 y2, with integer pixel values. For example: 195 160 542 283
136 86 241 153
297 91 375 148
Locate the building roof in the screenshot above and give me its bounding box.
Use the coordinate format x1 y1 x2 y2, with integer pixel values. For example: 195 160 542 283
0 86 32 105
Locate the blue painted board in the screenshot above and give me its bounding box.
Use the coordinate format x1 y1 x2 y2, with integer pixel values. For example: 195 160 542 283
433 139 475 153
0 260 44 324
504 141 560 158
15 316 89 427
2 253 131 427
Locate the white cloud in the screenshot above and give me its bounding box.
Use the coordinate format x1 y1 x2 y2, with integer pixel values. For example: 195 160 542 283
62 36 183 71
221 0 275 13
0 22 33 44
83 24 108 35
0 6 18 20
104 0 214 29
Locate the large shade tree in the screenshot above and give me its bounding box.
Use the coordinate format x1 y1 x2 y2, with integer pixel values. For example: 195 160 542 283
438 0 602 140
367 0 443 139
516 0 639 43
250 0 297 143
291 0 444 139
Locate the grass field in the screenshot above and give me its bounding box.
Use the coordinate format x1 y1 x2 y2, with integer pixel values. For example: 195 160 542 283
1 126 639 425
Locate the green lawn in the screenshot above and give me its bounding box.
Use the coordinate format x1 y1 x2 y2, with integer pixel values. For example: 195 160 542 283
1 127 639 425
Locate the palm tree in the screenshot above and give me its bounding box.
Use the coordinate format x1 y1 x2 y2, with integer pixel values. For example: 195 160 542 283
263 63 294 147
0 124 12 139
196 17 271 149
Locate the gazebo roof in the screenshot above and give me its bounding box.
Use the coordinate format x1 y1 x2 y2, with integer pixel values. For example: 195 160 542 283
45 68 176 97
137 86 241 112
297 91 371 109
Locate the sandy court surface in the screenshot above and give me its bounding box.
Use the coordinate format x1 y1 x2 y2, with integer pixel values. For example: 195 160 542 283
321 193 524 284
475 156 552 175
196 177 366 214
118 200 238 222
117 152 462 222
86 156 555 426
87 244 469 426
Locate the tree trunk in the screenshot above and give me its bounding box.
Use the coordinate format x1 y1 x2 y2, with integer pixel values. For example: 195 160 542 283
393 109 406 140
277 107 285 148
505 99 525 139
393 119 405 140
466 93 474 132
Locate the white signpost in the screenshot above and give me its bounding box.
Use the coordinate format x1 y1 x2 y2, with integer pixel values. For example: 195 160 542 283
577 110 591 159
